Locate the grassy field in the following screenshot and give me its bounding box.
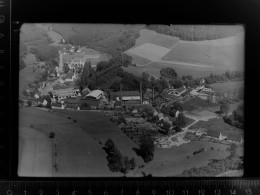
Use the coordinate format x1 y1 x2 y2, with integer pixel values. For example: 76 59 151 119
161 37 244 70
19 108 126 177
134 29 180 49
209 81 244 92
132 141 229 176
125 43 171 61
19 54 38 98
124 52 152 66
53 110 144 165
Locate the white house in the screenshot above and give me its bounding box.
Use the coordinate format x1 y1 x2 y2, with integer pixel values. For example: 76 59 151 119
42 99 48 106
34 94 40 99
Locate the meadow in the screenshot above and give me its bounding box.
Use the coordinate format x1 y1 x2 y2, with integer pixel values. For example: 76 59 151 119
132 140 230 176
209 81 244 92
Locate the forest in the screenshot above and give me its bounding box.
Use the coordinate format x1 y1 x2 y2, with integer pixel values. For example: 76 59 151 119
146 25 244 41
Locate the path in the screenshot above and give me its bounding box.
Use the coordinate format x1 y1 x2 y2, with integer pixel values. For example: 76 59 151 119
39 75 64 96
156 110 218 148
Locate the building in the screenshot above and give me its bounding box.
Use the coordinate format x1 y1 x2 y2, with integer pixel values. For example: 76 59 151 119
175 86 187 96
52 88 80 100
160 89 180 101
181 88 193 97
63 71 76 82
110 91 141 101
85 90 104 100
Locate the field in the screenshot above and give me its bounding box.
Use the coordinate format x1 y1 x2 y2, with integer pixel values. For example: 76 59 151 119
209 81 244 92
125 43 171 61
20 24 49 44
123 61 219 79
134 29 180 49
19 54 38 98
123 28 244 79
52 24 144 42
19 108 135 177
132 141 230 176
124 53 152 66
53 110 144 165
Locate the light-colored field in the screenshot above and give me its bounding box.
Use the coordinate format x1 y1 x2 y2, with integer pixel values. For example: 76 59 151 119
132 141 230 176
18 126 53 177
126 43 171 61
209 81 244 92
134 29 180 49
161 40 244 70
124 53 152 66
123 61 222 79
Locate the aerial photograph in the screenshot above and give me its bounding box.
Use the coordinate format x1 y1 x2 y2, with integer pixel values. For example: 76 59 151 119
18 24 244 177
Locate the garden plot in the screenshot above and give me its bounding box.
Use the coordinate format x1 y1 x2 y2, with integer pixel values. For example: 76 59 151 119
126 43 171 61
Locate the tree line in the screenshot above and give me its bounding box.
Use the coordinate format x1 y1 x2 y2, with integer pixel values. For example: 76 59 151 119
146 25 243 41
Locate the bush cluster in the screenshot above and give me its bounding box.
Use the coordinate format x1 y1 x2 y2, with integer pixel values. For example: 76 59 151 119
104 139 136 174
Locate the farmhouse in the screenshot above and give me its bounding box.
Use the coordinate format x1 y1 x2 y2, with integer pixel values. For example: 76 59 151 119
160 89 180 101
63 70 77 82
110 91 141 101
52 88 80 100
84 90 104 100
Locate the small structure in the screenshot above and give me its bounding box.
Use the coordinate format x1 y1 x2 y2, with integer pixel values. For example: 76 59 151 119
34 94 40 99
42 99 48 106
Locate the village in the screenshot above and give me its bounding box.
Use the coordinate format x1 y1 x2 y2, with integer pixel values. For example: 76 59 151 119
19 44 244 149
18 24 244 177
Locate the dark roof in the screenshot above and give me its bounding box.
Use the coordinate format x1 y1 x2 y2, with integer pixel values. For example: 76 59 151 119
176 86 186 93
207 130 220 138
110 91 140 97
79 98 100 106
227 133 243 142
160 89 179 100
114 102 122 106
181 88 193 97
52 103 62 107
125 100 141 105
64 98 80 104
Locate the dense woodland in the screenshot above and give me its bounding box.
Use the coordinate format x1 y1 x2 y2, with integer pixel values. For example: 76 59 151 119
146 25 244 41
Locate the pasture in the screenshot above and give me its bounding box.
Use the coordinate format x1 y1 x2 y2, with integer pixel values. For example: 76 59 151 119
161 35 244 70
134 28 180 49
124 52 152 66
19 108 124 177
123 61 221 79
209 81 244 92
126 43 171 61
54 110 144 165
132 141 229 176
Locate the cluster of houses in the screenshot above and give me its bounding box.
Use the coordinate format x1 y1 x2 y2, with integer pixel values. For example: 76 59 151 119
191 127 244 144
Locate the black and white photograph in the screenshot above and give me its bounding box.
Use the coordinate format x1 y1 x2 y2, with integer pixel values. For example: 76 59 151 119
18 24 244 177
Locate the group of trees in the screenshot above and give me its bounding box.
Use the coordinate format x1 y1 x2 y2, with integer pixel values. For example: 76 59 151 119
67 29 140 58
103 139 136 174
139 136 155 163
146 25 243 41
204 71 243 84
223 103 244 129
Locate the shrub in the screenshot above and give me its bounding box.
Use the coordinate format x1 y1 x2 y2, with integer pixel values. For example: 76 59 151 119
46 102 52 109
80 102 91 110
27 100 32 107
139 136 155 163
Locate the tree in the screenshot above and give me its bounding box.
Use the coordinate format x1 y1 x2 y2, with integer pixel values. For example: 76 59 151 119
160 67 178 79
220 103 229 114
63 63 70 74
79 61 92 88
173 113 187 127
139 136 155 163
169 78 184 88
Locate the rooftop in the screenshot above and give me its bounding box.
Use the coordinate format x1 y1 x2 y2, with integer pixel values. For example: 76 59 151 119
110 91 140 97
